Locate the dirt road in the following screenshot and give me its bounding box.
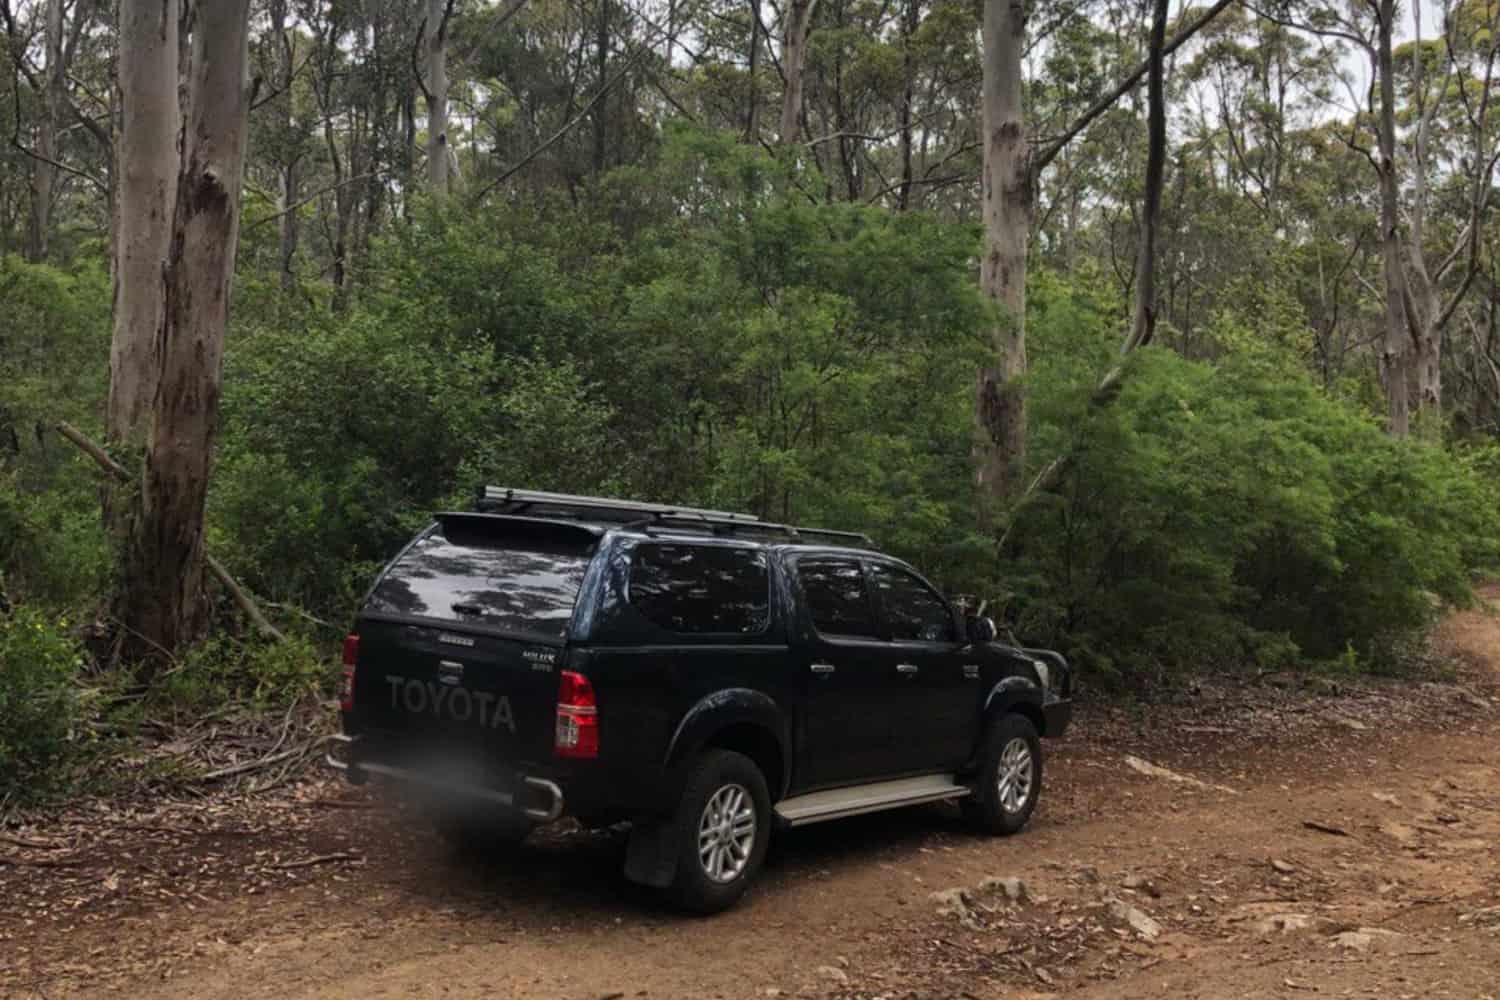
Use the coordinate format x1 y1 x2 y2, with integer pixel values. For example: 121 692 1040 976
4 587 1498 999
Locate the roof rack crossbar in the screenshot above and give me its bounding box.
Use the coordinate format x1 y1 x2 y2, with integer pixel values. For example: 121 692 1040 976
644 516 877 549
477 487 877 549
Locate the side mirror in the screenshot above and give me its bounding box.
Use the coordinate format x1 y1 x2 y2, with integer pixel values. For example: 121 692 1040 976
966 615 997 644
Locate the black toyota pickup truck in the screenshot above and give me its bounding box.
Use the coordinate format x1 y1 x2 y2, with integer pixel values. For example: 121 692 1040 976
330 488 1072 913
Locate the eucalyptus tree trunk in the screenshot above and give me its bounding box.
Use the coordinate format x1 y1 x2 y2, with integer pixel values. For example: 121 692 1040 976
975 0 1029 513
109 0 180 450
1128 0 1168 354
26 0 62 261
426 0 451 194
270 0 299 291
896 0 919 208
1374 0 1411 438
779 0 818 144
592 0 609 174
121 0 253 670
746 0 761 142
1401 1 1498 435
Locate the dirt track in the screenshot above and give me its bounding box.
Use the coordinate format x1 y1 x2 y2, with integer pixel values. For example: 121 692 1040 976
3 586 1498 999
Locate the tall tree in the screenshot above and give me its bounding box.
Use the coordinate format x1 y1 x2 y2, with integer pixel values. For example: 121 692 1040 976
1402 0 1500 432
1374 0 1411 436
974 0 1029 511
427 0 454 193
109 0 179 451
27 0 59 260
1129 0 1169 355
974 0 1238 514
120 0 254 668
779 0 818 143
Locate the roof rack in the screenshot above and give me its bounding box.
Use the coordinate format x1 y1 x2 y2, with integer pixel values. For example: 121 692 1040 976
477 487 761 523
476 487 877 549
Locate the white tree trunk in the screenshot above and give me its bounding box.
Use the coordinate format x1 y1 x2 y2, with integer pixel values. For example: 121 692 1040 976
1374 1 1411 438
779 0 818 144
426 0 450 194
122 0 253 669
975 0 1029 511
110 0 180 448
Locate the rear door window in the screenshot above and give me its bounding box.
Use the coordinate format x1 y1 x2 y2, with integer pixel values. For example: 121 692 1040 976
796 558 879 639
627 543 770 635
366 523 595 638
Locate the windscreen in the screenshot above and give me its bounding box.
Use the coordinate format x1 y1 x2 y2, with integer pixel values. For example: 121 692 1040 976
366 523 595 638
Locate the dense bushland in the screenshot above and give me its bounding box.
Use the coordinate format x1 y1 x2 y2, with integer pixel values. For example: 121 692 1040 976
1 133 1497 802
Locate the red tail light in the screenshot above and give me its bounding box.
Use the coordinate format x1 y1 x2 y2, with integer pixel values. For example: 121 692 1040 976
339 634 359 711
555 669 598 759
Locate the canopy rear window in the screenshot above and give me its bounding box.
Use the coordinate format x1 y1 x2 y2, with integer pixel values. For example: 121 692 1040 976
366 520 596 638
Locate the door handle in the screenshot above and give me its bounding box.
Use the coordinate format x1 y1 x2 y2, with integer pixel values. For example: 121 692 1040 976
809 663 836 675
896 663 919 675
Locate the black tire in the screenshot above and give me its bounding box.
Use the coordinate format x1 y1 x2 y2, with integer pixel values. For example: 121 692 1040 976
963 713 1043 835
665 749 772 915
433 806 534 858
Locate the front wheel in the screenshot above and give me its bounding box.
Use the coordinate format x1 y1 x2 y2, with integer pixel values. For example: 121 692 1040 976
666 749 771 914
963 713 1043 835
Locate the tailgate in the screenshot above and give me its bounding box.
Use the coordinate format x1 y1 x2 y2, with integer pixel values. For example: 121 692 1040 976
353 617 563 764
347 514 599 767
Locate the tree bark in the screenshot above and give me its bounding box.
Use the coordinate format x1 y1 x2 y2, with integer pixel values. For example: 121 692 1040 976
975 0 1029 514
592 0 609 175
1127 0 1168 356
120 0 254 671
779 0 818 144
426 0 451 194
270 0 299 292
1374 1 1411 438
896 0 919 208
110 0 180 450
747 0 761 142
26 0 62 262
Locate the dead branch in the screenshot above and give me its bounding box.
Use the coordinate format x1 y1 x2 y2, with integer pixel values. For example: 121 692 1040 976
0 853 84 867
197 740 314 782
1034 0 1238 174
0 832 65 850
1302 819 1352 837
54 421 287 644
274 851 363 869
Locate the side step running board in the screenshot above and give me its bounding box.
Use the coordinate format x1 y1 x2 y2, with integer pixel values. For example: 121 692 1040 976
775 774 971 827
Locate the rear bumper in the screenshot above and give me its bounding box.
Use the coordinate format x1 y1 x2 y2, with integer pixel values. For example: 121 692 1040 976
1042 698 1073 738
325 734 564 822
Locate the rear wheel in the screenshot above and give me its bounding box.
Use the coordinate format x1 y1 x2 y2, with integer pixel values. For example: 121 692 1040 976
666 749 771 914
963 713 1042 835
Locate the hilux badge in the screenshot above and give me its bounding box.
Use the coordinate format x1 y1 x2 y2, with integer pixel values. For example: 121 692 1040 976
438 632 475 647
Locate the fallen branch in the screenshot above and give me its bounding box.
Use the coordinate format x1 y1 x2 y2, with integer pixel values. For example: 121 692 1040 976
198 740 313 782
0 853 85 868
0 832 65 851
1302 819 1352 837
54 420 287 643
1124 754 1239 794
274 851 362 869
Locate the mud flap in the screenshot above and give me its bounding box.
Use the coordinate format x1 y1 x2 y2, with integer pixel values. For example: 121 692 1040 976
623 819 677 888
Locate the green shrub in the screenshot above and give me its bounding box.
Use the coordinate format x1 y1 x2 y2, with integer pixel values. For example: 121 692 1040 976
0 607 85 803
1009 291 1500 685
152 633 328 716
